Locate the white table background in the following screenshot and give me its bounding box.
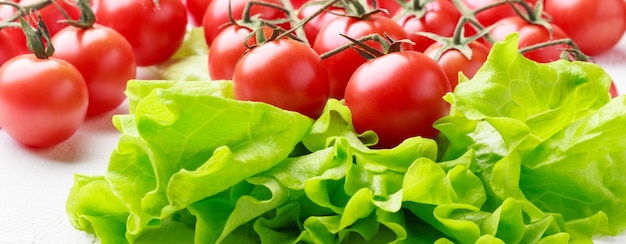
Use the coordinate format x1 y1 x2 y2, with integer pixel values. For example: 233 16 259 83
1 37 625 243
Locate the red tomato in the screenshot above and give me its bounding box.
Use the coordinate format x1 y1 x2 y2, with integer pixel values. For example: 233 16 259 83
297 3 346 44
186 0 212 26
487 16 570 63
0 2 31 55
202 0 289 47
208 25 274 80
424 41 490 89
233 39 330 118
52 24 136 117
313 14 412 99
92 0 188 66
395 0 461 52
544 0 626 55
0 30 21 66
0 54 88 148
344 51 451 148
610 81 619 98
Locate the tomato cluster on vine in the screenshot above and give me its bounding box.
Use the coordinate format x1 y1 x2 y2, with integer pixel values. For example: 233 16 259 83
0 0 624 149
202 0 624 148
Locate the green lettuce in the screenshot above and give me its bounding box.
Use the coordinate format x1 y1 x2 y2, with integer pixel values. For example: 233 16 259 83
435 34 626 241
67 33 626 243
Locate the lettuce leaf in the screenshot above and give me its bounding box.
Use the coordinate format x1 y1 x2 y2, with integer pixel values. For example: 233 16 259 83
435 33 626 242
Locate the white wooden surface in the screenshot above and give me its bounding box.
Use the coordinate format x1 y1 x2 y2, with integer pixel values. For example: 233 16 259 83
1 37 625 244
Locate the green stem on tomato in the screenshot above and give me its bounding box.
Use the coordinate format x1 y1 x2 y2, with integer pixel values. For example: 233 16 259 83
19 13 54 59
60 0 96 29
0 21 20 30
1 0 54 23
278 0 309 42
396 0 436 20
242 0 291 23
505 0 538 22
319 33 392 60
449 0 494 42
518 37 590 62
274 0 342 41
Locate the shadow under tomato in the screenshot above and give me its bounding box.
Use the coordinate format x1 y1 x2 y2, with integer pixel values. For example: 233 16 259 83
21 101 129 163
24 132 88 163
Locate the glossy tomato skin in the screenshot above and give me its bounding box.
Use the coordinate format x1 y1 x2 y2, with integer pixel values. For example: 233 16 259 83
544 0 626 55
233 39 330 118
424 41 490 89
488 16 570 63
208 25 255 80
344 51 451 148
313 14 412 99
186 0 212 26
92 0 188 66
395 0 461 52
0 55 88 148
52 24 136 117
202 0 288 47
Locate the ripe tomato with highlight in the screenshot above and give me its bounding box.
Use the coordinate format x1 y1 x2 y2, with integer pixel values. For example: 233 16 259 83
0 55 88 148
344 51 451 148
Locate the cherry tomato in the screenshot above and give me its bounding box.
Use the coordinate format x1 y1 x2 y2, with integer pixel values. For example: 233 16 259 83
544 0 626 55
395 0 461 52
424 41 490 89
0 29 21 66
52 24 136 117
186 0 212 26
487 16 570 63
610 81 619 98
233 39 330 118
208 25 274 80
344 51 451 148
92 0 188 66
312 14 412 99
297 3 346 44
0 54 88 148
202 0 289 47
0 2 32 55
